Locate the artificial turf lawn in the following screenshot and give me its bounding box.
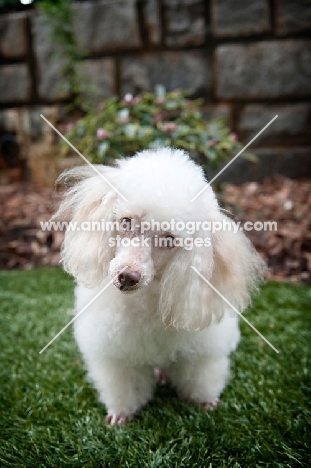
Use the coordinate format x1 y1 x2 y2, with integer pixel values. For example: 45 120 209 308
0 268 310 468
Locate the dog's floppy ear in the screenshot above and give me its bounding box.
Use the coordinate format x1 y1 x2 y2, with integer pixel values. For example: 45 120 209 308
53 165 120 287
208 214 266 319
159 213 265 331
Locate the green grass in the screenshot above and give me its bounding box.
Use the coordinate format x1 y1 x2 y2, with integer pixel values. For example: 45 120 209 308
0 268 310 467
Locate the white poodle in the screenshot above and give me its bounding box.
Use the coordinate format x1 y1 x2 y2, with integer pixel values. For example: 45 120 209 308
55 148 264 425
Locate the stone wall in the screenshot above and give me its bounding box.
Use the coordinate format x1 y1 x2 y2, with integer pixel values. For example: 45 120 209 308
0 0 311 185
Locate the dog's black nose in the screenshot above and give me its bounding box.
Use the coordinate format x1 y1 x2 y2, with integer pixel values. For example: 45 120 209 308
118 270 141 289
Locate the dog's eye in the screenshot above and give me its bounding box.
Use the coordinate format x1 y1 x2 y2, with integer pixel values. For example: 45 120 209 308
164 235 175 249
120 217 132 230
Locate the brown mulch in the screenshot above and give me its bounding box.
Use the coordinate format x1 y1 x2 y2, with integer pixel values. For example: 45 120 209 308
0 185 63 270
219 176 311 284
0 176 310 283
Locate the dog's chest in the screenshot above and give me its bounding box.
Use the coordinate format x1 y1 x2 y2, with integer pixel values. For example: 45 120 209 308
75 284 204 367
105 311 185 366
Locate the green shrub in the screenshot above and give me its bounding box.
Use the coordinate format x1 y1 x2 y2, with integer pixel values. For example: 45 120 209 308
63 86 250 172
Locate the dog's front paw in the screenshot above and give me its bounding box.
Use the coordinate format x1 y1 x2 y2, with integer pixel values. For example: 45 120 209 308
105 412 134 426
154 367 170 385
202 398 220 410
178 392 220 410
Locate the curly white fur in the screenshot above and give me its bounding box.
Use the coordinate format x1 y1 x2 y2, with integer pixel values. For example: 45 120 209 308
54 148 265 425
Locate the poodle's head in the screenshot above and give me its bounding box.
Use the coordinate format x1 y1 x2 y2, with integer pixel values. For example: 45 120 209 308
55 148 265 330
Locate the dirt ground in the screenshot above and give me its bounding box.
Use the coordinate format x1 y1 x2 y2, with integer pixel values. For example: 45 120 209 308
0 176 310 284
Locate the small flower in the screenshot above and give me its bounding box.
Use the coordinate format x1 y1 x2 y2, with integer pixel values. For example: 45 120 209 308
155 112 163 123
97 102 105 113
132 95 142 104
162 122 178 133
65 122 74 132
208 139 217 147
117 108 130 124
231 132 238 142
97 128 108 139
156 97 165 105
123 93 133 104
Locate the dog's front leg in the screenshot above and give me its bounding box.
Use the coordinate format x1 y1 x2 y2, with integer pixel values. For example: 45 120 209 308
86 357 156 425
166 355 230 408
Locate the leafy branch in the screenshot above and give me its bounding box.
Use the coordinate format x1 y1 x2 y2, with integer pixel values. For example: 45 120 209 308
63 86 253 171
